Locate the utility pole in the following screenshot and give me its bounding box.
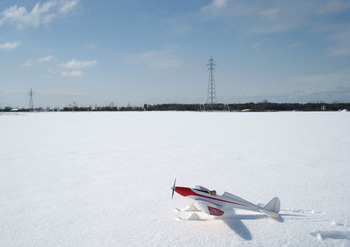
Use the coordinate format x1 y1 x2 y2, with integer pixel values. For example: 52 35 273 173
207 57 217 105
29 89 34 111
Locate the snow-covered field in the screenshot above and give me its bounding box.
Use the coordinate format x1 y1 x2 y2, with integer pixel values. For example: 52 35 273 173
1 111 349 246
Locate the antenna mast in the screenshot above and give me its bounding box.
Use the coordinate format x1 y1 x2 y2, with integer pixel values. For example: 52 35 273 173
207 57 217 105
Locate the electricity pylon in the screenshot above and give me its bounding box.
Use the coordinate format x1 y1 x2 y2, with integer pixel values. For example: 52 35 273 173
29 89 34 111
207 57 217 105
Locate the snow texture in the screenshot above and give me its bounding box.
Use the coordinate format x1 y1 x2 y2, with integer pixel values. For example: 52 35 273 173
1 111 349 246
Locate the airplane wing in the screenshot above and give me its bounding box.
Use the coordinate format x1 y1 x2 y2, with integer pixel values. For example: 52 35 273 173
196 200 225 216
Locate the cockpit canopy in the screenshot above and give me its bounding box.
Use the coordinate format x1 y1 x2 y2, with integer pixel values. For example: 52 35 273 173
195 185 216 195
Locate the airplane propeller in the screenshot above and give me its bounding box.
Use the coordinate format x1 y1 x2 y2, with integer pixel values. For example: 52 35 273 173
171 179 176 199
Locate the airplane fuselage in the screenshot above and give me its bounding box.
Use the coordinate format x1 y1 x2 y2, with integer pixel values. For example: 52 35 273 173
175 186 261 213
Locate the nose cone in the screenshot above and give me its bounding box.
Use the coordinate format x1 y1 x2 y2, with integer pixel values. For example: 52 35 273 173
175 186 195 197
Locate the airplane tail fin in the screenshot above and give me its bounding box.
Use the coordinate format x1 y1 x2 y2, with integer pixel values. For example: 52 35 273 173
259 197 280 218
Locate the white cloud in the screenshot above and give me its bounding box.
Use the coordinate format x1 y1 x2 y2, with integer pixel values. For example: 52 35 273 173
85 44 95 50
164 17 192 35
61 70 83 76
201 0 228 14
327 29 350 56
0 0 79 29
22 56 55 66
199 0 350 56
61 59 98 69
287 42 303 48
59 0 79 14
295 69 350 83
316 0 350 15
37 56 55 62
38 89 95 96
200 1 316 34
328 44 350 57
0 41 21 50
252 38 271 50
258 7 279 22
125 48 181 69
58 59 97 77
22 60 35 67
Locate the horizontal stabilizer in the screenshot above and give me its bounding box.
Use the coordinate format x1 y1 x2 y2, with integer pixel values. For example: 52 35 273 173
259 208 280 218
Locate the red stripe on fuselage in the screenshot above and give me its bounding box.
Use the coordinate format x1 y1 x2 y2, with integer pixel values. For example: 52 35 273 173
208 206 224 216
175 186 248 207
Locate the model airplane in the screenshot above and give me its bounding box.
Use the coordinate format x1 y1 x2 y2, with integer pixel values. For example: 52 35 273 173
171 179 280 218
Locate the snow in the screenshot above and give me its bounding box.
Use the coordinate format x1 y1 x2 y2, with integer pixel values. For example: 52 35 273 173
1 111 349 246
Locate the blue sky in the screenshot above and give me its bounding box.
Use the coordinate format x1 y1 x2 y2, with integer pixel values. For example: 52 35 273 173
1 0 350 108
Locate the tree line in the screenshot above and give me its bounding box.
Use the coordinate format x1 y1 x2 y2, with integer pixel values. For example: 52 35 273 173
2 101 349 112
144 102 350 111
62 102 350 111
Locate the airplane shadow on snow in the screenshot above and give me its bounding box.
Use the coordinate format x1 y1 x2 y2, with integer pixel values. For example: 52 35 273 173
223 218 253 241
220 209 284 241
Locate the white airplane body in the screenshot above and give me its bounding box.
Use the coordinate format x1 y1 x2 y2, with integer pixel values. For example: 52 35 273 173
172 181 280 218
